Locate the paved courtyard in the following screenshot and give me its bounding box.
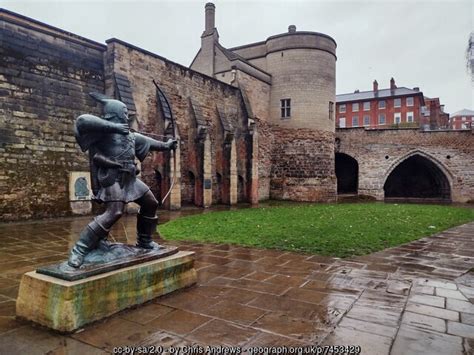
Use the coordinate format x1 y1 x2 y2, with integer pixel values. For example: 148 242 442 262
0 212 473 355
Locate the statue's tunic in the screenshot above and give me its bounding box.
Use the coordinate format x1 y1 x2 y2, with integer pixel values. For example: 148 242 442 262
74 114 155 203
93 132 152 203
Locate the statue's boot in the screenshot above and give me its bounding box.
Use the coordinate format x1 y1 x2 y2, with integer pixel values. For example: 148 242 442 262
68 219 109 268
136 213 161 249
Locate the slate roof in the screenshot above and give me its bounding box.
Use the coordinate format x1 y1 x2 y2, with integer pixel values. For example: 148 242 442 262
215 42 272 77
336 87 422 103
451 109 474 117
216 106 234 133
114 73 136 112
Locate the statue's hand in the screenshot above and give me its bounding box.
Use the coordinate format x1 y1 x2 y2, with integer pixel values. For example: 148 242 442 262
114 123 130 135
166 139 178 151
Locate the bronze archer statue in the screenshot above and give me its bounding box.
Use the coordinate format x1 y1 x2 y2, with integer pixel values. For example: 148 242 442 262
68 93 177 268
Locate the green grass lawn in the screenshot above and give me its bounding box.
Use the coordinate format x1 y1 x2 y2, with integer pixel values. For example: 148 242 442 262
159 203 474 258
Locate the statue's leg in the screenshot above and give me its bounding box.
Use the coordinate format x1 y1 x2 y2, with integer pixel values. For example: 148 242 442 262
134 191 160 249
68 201 125 268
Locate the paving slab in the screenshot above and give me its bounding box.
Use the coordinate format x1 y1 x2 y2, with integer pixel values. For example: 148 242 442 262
447 321 474 339
401 311 446 333
323 327 392 355
391 325 464 355
405 303 459 321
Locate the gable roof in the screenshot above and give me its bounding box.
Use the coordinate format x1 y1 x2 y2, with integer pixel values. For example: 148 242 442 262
336 87 423 103
215 42 272 77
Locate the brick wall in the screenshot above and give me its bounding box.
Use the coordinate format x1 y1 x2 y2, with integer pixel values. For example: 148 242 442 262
0 16 105 220
336 128 474 202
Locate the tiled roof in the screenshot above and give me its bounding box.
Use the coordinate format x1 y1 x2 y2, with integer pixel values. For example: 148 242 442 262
336 87 422 103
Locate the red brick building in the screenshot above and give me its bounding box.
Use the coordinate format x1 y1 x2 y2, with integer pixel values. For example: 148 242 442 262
336 78 425 128
420 97 449 129
450 109 474 130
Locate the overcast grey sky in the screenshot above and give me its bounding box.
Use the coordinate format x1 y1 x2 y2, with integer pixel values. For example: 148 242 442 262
3 0 473 113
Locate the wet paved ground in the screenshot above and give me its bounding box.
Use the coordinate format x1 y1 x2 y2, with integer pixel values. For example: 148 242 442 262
0 212 473 355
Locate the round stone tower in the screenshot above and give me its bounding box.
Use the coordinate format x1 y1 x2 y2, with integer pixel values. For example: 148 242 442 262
265 25 337 132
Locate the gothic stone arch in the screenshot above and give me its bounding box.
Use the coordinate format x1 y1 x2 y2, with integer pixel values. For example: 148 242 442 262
383 150 452 201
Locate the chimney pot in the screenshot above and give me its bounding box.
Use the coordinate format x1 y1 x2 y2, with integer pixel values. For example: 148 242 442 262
390 77 396 90
373 80 378 92
288 25 296 33
413 87 420 92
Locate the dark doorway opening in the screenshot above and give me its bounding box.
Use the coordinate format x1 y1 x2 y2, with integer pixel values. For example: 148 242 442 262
237 175 246 202
335 153 358 194
384 154 451 201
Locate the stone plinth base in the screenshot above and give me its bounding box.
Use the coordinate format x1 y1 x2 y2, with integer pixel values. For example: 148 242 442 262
16 251 196 332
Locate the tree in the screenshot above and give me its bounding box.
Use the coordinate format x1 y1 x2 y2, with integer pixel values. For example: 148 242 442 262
468 32 474 82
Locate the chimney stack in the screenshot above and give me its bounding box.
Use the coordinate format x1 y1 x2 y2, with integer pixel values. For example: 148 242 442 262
390 77 397 90
288 25 297 33
373 80 378 92
205 3 216 32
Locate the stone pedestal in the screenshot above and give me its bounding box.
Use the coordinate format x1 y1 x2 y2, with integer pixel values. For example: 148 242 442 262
16 251 196 332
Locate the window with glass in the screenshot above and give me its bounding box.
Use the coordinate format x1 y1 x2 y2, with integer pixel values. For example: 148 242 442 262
352 116 359 127
339 104 346 113
407 112 414 122
394 112 401 124
363 102 370 111
352 103 359 112
394 98 401 108
363 115 370 126
280 99 291 118
406 97 414 106
378 100 386 109
339 117 346 128
378 114 386 124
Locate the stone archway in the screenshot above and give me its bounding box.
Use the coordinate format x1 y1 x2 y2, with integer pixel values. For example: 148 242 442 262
335 153 359 194
384 153 451 201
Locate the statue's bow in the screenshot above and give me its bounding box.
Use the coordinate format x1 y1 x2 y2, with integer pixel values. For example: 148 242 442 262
152 79 177 206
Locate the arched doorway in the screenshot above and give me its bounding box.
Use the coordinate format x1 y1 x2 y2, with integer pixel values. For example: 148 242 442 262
384 154 451 201
335 153 358 194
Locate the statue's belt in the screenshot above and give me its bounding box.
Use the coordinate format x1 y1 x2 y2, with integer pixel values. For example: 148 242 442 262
93 153 139 176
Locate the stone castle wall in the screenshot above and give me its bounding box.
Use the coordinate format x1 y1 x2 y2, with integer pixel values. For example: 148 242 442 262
336 128 474 202
270 127 336 202
105 40 252 209
0 14 105 220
